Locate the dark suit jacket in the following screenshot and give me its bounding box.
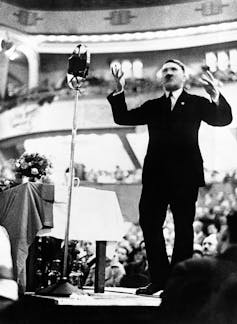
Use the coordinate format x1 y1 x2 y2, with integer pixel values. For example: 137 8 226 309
159 246 237 324
107 90 232 186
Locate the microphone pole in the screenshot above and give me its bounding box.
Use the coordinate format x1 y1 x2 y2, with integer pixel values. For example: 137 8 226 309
37 44 90 297
62 89 79 279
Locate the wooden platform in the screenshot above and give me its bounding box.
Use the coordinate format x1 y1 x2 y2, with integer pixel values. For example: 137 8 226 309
2 288 162 324
31 287 162 306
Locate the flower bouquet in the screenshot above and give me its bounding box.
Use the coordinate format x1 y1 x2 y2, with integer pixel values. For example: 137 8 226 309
14 152 52 182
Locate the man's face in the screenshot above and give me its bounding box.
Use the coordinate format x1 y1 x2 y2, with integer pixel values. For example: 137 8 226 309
83 241 95 256
161 62 186 91
202 234 218 257
116 247 128 263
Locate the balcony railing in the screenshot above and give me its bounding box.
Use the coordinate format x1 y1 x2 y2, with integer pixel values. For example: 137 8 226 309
1 69 236 112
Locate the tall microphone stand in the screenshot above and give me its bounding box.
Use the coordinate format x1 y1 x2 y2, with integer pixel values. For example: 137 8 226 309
36 44 89 297
36 80 85 297
63 88 79 281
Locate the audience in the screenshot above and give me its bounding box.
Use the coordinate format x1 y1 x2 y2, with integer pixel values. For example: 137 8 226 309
159 210 237 324
84 247 126 288
3 157 237 324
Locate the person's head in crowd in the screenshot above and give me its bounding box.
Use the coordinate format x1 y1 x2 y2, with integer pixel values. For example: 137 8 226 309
83 241 95 257
217 210 237 254
118 238 133 254
208 217 221 233
206 223 218 235
219 214 227 225
139 240 145 248
126 234 139 249
193 220 205 245
193 220 204 234
202 234 218 257
133 247 147 263
138 240 147 257
204 207 216 221
192 243 203 259
115 246 129 265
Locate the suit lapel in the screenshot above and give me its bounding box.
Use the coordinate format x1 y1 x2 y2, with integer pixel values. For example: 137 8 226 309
172 90 189 113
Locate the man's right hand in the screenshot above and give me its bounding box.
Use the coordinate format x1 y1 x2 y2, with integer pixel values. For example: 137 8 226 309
111 65 125 93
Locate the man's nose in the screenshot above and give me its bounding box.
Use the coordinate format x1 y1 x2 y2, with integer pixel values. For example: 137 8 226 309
165 71 173 77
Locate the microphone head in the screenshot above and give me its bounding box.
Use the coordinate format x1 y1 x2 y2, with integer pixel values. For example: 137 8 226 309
67 44 90 79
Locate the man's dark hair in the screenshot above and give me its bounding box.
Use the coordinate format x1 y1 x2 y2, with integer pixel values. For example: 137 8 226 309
163 59 185 72
227 210 237 243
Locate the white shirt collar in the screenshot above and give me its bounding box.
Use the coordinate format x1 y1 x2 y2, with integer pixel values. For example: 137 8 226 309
165 88 183 99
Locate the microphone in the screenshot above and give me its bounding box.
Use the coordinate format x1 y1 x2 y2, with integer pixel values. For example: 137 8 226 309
67 44 90 90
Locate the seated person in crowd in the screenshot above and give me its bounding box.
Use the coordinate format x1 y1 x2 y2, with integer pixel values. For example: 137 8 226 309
76 241 96 285
159 210 237 324
84 250 125 287
193 220 205 245
202 233 218 257
120 246 150 288
0 226 18 312
115 246 129 267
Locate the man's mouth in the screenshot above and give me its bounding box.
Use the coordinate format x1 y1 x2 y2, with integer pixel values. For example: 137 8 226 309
165 76 173 82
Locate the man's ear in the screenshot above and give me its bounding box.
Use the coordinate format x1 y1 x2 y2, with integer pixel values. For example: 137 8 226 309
183 71 188 83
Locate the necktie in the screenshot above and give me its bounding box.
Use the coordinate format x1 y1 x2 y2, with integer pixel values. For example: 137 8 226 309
167 91 173 111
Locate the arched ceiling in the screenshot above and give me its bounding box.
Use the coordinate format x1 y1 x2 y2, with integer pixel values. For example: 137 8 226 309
1 0 236 90
0 0 236 54
1 0 199 11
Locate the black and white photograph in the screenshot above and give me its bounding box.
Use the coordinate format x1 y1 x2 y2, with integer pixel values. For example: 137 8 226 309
0 1 237 323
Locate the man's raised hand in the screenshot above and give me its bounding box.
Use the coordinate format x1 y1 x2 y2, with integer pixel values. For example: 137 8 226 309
111 65 125 93
199 70 219 101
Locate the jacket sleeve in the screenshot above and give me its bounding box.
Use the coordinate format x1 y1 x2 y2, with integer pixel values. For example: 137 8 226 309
200 93 232 126
107 91 151 126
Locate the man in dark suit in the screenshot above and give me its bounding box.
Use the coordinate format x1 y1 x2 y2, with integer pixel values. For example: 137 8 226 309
107 59 232 295
159 210 237 324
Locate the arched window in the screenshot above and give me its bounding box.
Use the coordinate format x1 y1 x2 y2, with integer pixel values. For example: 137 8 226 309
110 60 121 71
121 60 132 79
133 59 143 79
229 49 237 73
217 51 229 71
205 52 217 72
110 59 144 79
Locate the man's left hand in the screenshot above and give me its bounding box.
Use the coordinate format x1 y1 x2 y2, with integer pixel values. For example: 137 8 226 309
199 70 219 102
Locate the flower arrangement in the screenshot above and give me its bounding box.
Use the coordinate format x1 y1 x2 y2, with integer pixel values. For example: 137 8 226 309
14 152 52 181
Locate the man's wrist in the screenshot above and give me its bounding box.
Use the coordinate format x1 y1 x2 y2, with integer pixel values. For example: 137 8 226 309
113 89 124 96
211 90 220 104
